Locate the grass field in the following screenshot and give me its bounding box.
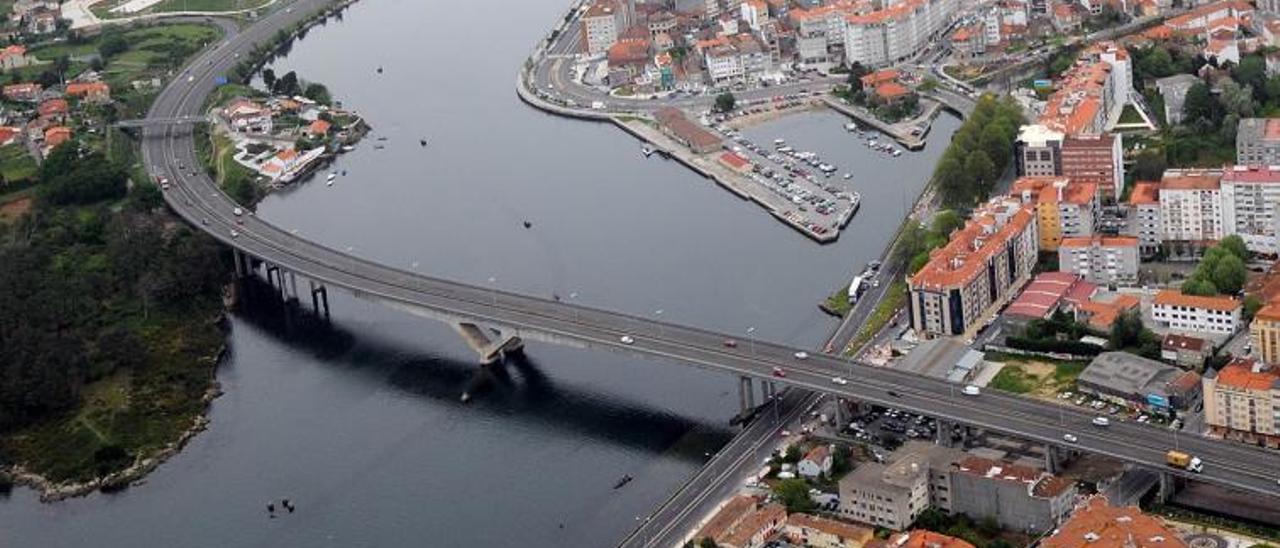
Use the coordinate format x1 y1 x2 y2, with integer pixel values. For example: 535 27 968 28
987 356 1087 397
0 144 38 184
845 281 907 355
29 24 222 89
93 0 272 18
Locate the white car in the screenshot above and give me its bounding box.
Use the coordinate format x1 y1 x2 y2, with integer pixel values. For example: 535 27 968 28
619 335 635 345
229 229 239 238
1091 417 1110 427
831 377 848 385
233 207 244 217
1063 434 1078 443
962 385 980 396
793 351 809 360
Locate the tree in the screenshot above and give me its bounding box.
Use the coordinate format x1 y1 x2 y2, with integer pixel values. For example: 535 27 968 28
714 92 736 113
1140 46 1175 79
1210 253 1247 294
1181 277 1219 296
699 538 718 548
963 151 997 199
846 61 869 85
1233 55 1267 98
261 68 277 91
273 70 300 96
932 209 965 237
772 478 816 513
1218 79 1255 118
98 33 129 59
1182 82 1220 126
1110 309 1144 349
303 82 331 105
1245 295 1264 321
1132 149 1167 182
1220 234 1248 261
979 124 1011 171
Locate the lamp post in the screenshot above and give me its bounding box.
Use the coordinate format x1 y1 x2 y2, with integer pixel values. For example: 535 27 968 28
654 309 664 338
747 326 756 358
487 276 497 307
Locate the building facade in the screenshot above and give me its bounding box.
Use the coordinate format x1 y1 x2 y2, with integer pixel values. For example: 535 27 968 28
949 457 1077 534
1237 117 1280 166
1203 357 1280 448
1251 303 1280 364
1057 236 1139 285
1127 181 1162 257
1158 170 1223 248
1151 290 1241 336
583 0 624 55
908 197 1039 338
843 0 959 68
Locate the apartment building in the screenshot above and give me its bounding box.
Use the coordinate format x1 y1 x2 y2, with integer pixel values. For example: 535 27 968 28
908 197 1039 338
843 0 959 68
1015 125 1064 177
1221 165 1280 253
1202 357 1280 448
1251 302 1280 364
1061 133 1124 198
1058 236 1139 285
1011 176 1098 252
1042 498 1188 548
1151 290 1241 336
1037 42 1133 137
838 442 963 530
789 2 854 65
583 0 624 55
1127 181 1161 257
1158 170 1223 248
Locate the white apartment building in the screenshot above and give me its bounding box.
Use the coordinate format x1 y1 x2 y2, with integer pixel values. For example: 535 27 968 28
1151 290 1241 336
844 0 959 68
705 44 745 84
983 8 1001 45
1159 170 1224 245
582 0 624 56
1058 236 1140 285
1221 165 1280 254
1127 182 1162 257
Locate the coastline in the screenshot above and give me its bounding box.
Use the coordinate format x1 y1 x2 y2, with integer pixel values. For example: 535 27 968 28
1 0 362 503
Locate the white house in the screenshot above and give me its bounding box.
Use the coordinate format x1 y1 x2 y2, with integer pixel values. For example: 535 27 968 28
798 445 833 478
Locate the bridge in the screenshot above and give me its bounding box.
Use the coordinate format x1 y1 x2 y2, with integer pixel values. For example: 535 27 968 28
115 115 208 129
142 0 1280 501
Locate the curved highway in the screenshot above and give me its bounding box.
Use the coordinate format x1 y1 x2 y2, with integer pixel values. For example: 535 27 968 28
142 0 1280 499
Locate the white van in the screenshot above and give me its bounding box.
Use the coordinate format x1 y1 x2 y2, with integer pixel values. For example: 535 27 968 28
962 385 980 396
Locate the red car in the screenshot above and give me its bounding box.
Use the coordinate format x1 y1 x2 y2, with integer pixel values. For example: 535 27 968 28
723 339 738 348
772 367 786 378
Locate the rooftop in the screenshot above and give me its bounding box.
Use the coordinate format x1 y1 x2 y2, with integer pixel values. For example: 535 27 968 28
1080 352 1191 398
1042 497 1187 548
1161 333 1206 353
910 197 1034 291
1074 294 1139 330
1209 357 1280 391
1059 236 1139 249
787 513 874 543
1128 181 1159 205
1160 170 1222 191
1152 290 1240 312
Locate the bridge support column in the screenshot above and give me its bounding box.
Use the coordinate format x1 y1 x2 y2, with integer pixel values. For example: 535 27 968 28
310 282 330 319
1044 444 1063 474
233 251 248 279
450 321 524 365
288 272 299 302
835 398 849 430
265 263 280 289
935 419 955 447
738 376 755 416
1155 472 1177 504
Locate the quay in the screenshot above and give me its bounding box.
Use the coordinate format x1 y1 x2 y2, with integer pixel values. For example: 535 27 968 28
821 96 940 151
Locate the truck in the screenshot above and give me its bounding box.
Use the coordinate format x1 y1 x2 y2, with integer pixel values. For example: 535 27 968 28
1166 450 1203 473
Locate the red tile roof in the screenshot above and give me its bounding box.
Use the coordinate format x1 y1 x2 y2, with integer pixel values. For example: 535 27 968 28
1043 497 1187 548
1214 358 1280 391
1153 290 1239 312
1129 181 1159 205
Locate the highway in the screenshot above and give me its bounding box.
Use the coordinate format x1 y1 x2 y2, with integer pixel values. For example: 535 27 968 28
142 0 1280 504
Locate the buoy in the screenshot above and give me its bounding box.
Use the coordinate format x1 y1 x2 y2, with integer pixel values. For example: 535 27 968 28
376 66 383 74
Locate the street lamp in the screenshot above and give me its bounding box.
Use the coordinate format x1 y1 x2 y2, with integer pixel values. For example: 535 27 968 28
487 276 497 307
747 326 756 358
654 309 663 338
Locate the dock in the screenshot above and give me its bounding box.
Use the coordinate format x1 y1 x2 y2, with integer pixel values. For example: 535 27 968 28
821 96 941 151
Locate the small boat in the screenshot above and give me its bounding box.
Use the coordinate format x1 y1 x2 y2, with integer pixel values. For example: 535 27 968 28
843 173 851 179
373 145 385 150
341 170 347 176
377 136 388 141
341 145 355 152
376 66 383 74
523 220 532 229
613 475 633 489
326 172 336 181
843 122 857 132
419 139 428 147
641 144 654 157
892 149 902 157
326 180 334 186
774 138 786 145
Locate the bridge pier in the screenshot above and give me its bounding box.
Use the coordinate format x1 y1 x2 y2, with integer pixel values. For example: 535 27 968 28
1155 472 1177 504
450 321 524 365
835 398 849 430
233 250 248 279
1044 444 1065 474
738 376 755 416
309 281 330 319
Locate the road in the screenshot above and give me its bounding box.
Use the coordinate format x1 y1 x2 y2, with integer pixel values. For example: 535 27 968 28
141 0 1280 507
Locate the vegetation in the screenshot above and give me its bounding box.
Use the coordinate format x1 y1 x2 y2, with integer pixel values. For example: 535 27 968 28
772 478 816 513
1006 309 1103 357
914 507 1028 548
1180 235 1248 296
714 92 736 113
893 210 964 273
1109 310 1161 360
0 141 227 483
929 96 1024 208
846 280 907 355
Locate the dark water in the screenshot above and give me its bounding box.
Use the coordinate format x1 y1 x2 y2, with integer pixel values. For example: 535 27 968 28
0 1 958 545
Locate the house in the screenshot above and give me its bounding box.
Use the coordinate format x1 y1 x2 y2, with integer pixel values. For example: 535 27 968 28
223 98 273 134
306 118 331 138
859 69 899 93
1072 293 1139 331
0 126 20 146
257 146 325 183
872 82 912 104
654 107 721 154
37 98 68 120
1041 497 1187 548
0 45 32 70
42 126 70 152
896 530 976 548
1160 333 1212 368
783 513 873 548
66 81 111 103
797 445 833 478
3 82 41 102
1052 3 1082 32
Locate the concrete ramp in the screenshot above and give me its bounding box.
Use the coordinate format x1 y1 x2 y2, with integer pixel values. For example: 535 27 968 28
451 321 524 364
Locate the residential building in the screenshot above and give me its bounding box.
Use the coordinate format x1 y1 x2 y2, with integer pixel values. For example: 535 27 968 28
2 82 40 102
306 119 330 138
1155 74 1200 126
695 496 758 546
654 107 721 153
1151 290 1241 336
1237 118 1280 166
838 441 964 530
1077 352 1203 414
37 98 68 120
908 197 1039 338
0 45 32 70
1220 165 1280 253
898 531 976 548
1073 293 1141 332
949 456 1077 534
1058 236 1139 285
789 3 851 65
1158 169 1223 248
1041 497 1188 548
223 98 273 134
66 81 110 103
42 126 70 152
1165 0 1252 34
582 0 624 56
1037 42 1132 136
1161 333 1212 368
1015 125 1064 178
783 514 873 548
720 504 786 548
1011 176 1098 252
843 0 959 68
951 24 985 58
798 445 833 478
1251 302 1280 364
1202 357 1280 447
1127 181 1161 257
1061 134 1124 198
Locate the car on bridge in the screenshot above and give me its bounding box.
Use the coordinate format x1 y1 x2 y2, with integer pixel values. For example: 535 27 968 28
619 335 634 345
